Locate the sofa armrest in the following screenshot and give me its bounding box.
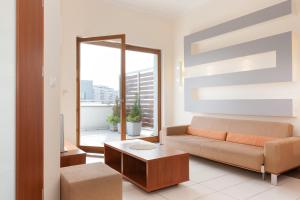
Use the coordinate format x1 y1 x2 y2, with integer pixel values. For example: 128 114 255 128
160 125 188 144
264 137 300 174
161 125 188 136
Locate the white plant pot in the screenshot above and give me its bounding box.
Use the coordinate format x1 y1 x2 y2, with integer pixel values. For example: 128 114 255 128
126 122 141 136
109 124 118 132
117 123 121 134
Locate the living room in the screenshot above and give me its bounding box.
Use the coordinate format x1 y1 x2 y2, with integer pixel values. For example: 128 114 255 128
1 0 300 200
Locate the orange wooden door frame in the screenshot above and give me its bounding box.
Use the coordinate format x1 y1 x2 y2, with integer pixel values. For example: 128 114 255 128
16 0 44 199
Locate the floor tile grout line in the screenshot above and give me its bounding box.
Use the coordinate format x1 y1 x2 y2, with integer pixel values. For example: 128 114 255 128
191 173 228 184
156 193 169 200
182 182 199 187
200 178 250 193
140 193 169 200
197 172 257 191
195 191 240 200
157 182 218 200
217 190 245 200
191 190 216 200
192 182 220 192
215 179 275 200
191 183 222 200
244 186 275 200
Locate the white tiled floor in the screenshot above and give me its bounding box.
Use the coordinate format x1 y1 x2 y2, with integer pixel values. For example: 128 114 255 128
87 155 300 200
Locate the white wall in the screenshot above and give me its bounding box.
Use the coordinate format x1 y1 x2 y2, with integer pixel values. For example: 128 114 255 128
61 0 174 144
172 0 300 135
44 0 61 199
0 0 16 199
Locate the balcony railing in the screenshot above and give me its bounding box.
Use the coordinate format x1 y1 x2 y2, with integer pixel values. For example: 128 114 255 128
80 103 113 130
126 68 154 128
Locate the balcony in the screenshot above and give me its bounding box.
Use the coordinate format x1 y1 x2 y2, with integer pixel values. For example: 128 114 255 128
80 68 157 147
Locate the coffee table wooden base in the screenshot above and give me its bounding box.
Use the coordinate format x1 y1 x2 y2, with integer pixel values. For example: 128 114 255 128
104 140 189 192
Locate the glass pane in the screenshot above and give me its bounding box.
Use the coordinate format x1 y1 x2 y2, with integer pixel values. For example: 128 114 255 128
80 39 122 147
125 50 159 139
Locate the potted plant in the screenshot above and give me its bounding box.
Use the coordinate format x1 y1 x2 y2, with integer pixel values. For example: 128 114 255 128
106 98 120 131
126 95 142 136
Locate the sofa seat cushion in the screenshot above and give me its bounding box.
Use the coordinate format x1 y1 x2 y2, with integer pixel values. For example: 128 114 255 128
164 135 264 171
164 135 220 157
164 135 218 155
199 141 264 171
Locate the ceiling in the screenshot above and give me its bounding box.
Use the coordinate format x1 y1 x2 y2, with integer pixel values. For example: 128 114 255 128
107 0 210 19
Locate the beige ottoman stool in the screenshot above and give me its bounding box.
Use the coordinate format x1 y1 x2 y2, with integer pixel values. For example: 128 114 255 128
61 163 122 200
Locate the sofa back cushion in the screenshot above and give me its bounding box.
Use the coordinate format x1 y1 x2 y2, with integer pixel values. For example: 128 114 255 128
191 116 293 138
226 132 276 147
187 126 227 141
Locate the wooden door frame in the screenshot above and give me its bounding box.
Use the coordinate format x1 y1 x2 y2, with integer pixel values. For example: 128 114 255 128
76 36 161 153
16 0 44 199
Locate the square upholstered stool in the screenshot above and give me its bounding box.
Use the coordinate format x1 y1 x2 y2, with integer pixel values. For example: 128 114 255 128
61 163 122 200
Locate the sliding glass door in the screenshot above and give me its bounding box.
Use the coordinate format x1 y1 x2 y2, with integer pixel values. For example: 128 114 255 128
77 35 161 153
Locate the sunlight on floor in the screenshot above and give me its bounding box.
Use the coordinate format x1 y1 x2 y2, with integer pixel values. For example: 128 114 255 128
80 129 155 147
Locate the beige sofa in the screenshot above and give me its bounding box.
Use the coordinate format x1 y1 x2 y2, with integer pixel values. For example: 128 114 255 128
161 116 300 185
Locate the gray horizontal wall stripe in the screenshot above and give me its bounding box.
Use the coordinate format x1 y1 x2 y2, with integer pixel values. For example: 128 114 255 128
184 98 293 117
185 31 292 67
185 0 291 41
184 0 291 67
